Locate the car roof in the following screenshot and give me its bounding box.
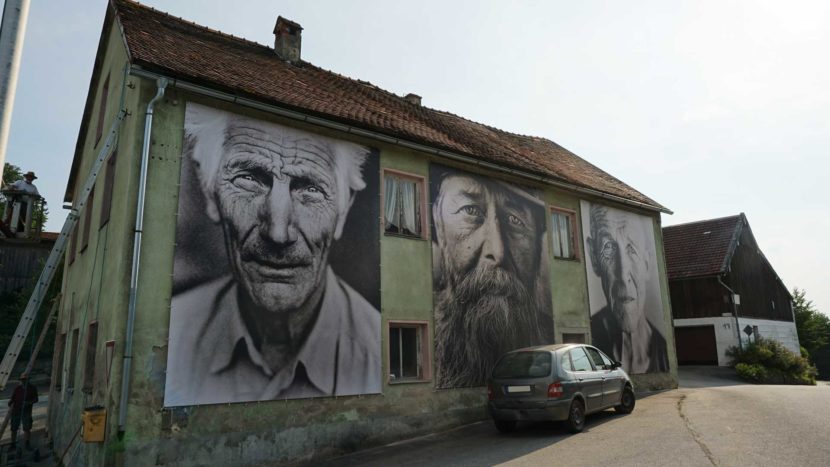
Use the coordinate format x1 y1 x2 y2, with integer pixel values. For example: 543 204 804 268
510 344 579 353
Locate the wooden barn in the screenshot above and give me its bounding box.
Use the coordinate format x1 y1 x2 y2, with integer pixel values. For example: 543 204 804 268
663 213 798 366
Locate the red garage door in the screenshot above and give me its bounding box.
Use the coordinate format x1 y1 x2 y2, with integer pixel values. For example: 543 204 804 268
675 325 718 365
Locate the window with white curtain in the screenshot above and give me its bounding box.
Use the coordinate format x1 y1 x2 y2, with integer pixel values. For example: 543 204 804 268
551 209 577 260
383 172 423 238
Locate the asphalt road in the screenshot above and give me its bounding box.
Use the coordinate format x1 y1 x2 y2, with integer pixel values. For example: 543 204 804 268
317 368 830 467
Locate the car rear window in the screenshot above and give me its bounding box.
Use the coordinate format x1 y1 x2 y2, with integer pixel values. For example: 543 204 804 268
492 352 552 378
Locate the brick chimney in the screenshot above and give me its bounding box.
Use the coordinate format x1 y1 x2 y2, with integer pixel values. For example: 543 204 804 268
404 93 422 106
273 16 302 63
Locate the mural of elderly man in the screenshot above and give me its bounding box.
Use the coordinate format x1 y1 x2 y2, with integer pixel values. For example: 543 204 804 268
165 103 380 406
582 201 669 374
431 165 554 388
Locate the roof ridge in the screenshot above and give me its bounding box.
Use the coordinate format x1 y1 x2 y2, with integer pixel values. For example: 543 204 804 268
663 214 742 230
115 0 274 53
106 0 668 212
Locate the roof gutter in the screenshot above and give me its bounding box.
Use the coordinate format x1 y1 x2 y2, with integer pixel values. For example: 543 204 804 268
127 66 672 215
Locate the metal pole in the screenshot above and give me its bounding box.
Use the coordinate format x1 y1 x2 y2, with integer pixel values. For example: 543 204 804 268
0 0 31 180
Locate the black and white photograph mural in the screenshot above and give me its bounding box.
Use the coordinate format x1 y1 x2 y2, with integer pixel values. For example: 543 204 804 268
431 164 554 388
164 103 381 406
581 201 669 374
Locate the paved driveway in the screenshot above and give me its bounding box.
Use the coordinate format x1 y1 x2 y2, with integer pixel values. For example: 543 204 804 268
316 368 830 467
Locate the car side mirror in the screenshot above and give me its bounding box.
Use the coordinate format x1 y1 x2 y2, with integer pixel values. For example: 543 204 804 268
611 361 622 369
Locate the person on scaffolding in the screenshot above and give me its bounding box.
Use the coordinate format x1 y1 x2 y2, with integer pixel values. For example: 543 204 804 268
8 373 38 450
2 171 40 232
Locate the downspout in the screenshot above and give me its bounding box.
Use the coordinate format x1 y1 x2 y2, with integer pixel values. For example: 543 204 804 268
718 275 742 351
118 77 168 432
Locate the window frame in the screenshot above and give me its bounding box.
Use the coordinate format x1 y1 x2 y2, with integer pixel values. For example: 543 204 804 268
68 223 78 265
67 328 80 391
99 151 117 229
381 169 428 240
53 332 67 392
387 320 431 384
584 346 610 370
568 347 594 372
82 321 99 394
80 185 95 252
95 72 110 147
550 206 579 261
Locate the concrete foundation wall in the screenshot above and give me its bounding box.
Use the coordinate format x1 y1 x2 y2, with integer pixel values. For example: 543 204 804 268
675 317 800 366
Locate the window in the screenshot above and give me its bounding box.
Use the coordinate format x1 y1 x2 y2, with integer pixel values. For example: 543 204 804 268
99 152 117 228
67 328 80 390
561 353 575 372
95 73 110 146
80 185 95 252
82 321 98 393
388 321 430 382
53 332 66 391
492 351 552 378
585 346 609 370
551 208 578 260
562 333 585 344
68 223 78 264
383 171 425 238
569 347 593 372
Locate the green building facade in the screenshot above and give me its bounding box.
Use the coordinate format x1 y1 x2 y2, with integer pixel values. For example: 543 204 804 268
47 2 677 465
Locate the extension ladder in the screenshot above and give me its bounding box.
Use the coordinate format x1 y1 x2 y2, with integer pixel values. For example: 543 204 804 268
0 109 126 389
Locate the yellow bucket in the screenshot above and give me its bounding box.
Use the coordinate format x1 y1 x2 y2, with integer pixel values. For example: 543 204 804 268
82 406 107 443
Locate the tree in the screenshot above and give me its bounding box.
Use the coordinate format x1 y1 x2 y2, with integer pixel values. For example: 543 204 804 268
792 288 830 358
2 162 23 187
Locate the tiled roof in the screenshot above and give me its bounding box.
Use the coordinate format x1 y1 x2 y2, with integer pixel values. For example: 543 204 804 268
40 232 60 242
110 0 666 211
662 214 744 280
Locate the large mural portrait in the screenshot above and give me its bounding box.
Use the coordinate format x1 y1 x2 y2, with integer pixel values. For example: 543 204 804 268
164 103 381 406
580 201 669 374
431 164 554 388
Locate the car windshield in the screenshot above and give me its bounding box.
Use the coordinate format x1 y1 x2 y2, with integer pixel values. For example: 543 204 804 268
492 351 552 378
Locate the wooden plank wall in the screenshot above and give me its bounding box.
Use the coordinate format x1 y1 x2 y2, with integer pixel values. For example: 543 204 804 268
0 240 54 294
726 228 793 321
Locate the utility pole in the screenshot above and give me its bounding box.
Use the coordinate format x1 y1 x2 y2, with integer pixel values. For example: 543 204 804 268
0 0 31 180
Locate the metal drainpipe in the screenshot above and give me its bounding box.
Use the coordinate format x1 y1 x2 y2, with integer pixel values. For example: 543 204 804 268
118 77 168 432
718 275 742 351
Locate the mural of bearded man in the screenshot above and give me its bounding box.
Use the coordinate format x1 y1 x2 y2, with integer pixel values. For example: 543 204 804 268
430 165 554 388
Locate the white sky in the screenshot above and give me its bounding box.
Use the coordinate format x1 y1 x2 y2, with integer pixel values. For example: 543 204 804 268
5 0 829 315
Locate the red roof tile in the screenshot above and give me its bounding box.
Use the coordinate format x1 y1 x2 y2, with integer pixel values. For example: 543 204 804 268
109 0 666 212
662 215 743 280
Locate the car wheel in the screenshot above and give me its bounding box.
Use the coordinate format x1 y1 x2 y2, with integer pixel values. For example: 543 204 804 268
615 386 635 414
494 420 517 433
566 400 585 433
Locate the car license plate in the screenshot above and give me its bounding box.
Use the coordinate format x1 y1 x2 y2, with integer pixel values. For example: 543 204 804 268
506 385 531 393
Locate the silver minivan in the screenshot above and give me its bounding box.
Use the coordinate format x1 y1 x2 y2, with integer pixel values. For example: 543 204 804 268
487 344 635 433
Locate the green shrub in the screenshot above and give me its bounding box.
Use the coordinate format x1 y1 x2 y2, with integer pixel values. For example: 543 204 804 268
735 363 767 383
727 338 817 385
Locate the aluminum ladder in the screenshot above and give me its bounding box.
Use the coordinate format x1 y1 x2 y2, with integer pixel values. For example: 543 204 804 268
0 109 126 390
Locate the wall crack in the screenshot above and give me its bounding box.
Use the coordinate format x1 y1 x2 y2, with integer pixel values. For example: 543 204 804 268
677 393 718 466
